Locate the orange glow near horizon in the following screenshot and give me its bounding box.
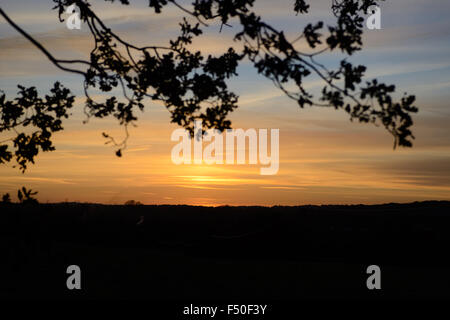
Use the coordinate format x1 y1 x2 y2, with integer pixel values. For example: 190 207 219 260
2 112 449 206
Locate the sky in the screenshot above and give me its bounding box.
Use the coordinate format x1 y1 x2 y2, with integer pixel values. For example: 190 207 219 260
1 0 450 206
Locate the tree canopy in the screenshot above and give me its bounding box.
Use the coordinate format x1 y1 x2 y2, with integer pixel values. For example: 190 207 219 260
0 0 418 172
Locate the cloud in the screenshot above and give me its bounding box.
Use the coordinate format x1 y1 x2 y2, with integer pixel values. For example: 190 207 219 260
10 176 76 185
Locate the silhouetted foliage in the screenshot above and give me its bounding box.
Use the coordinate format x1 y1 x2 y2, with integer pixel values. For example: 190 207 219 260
17 186 39 204
125 200 143 206
0 0 418 172
0 82 74 172
1 192 11 203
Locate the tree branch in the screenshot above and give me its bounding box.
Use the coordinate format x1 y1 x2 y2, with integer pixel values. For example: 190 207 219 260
0 7 87 76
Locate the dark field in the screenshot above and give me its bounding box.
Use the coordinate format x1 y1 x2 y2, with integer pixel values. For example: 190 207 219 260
1 201 450 300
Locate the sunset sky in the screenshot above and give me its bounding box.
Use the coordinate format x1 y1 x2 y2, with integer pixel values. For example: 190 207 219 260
1 0 450 206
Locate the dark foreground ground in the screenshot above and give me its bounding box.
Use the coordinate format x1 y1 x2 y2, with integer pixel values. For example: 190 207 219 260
1 201 450 300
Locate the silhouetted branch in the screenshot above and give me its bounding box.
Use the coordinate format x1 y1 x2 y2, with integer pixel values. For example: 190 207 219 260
0 8 87 76
0 0 418 172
